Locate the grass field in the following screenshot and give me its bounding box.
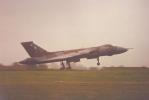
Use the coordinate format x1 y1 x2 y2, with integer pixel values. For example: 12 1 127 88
0 67 149 100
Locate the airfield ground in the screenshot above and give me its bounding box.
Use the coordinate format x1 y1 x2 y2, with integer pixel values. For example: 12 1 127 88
0 67 149 100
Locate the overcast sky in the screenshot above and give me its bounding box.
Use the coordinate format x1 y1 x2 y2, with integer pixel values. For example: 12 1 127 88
0 0 149 67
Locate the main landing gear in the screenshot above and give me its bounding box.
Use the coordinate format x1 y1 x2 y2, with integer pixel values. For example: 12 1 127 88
97 57 100 66
60 61 65 70
66 61 71 69
60 61 71 70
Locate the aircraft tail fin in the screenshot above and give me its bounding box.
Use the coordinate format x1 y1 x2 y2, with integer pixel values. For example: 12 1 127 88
21 41 48 57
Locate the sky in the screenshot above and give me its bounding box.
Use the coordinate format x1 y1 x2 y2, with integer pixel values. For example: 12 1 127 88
0 0 149 67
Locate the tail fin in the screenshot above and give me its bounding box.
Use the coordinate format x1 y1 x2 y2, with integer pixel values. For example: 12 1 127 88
21 41 48 57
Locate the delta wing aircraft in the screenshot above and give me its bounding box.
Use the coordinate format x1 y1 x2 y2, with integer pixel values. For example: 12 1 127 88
19 41 130 69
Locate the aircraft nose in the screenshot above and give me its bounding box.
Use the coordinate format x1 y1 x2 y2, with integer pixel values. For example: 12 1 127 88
117 47 128 54
121 48 128 53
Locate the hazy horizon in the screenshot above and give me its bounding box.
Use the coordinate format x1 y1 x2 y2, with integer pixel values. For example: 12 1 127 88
0 0 149 67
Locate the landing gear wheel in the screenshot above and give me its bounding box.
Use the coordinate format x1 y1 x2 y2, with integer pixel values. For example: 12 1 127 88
97 62 100 66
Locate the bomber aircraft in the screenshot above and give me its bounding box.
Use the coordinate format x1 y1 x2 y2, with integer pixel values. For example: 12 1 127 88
19 41 130 69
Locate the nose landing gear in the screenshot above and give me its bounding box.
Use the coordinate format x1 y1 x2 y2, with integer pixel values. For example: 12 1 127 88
97 57 100 65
